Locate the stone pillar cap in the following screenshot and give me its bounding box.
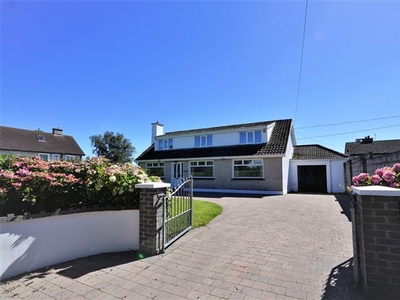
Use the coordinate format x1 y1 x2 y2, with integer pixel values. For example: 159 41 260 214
352 186 400 196
135 182 171 189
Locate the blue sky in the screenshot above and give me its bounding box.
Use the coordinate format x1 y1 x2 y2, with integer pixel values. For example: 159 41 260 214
2 0 400 159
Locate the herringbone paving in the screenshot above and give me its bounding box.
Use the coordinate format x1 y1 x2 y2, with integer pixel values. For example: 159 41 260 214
0 194 366 299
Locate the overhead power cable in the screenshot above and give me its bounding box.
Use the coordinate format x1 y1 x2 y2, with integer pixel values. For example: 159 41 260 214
296 115 400 129
293 0 309 123
297 124 400 140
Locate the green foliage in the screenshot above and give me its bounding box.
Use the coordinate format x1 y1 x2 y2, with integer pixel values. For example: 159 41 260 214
0 155 160 216
89 131 135 163
193 200 223 228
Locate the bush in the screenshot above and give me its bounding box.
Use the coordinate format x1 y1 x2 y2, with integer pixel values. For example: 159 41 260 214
348 163 400 192
0 155 160 216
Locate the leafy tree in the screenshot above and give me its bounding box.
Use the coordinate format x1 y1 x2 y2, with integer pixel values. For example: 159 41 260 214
89 131 135 163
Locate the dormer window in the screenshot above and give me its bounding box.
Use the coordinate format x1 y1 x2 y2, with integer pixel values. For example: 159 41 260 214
195 135 212 147
240 130 262 144
36 135 46 142
158 138 173 150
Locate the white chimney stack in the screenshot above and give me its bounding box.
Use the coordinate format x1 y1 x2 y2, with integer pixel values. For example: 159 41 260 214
151 122 164 144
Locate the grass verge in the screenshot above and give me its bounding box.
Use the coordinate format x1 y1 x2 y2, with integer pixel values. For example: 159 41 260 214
193 200 223 228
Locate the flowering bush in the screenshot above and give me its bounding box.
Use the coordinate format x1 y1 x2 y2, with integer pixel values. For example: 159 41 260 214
348 163 400 192
0 155 160 216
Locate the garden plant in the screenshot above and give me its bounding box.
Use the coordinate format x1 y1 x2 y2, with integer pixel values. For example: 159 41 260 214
348 163 400 192
0 155 160 216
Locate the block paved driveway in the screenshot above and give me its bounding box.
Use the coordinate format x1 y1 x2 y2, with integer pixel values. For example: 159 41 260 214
1 194 366 300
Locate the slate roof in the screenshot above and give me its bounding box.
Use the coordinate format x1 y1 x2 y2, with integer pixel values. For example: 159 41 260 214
0 126 85 156
136 119 292 161
345 139 400 156
292 145 348 160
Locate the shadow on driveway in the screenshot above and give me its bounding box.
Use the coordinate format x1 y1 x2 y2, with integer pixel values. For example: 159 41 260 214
334 193 352 222
322 257 366 300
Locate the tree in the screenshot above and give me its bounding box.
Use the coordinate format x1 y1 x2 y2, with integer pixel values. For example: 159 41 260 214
89 131 135 163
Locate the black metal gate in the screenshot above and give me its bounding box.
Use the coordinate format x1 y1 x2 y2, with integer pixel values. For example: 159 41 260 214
163 177 193 248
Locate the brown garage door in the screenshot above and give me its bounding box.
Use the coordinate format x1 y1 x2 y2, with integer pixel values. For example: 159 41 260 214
298 165 327 193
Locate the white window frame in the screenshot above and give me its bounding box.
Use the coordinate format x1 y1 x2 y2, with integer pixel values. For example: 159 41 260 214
239 130 262 144
232 159 263 178
38 153 50 161
195 135 212 147
52 154 61 161
190 161 214 178
158 138 173 150
146 162 165 178
65 155 76 161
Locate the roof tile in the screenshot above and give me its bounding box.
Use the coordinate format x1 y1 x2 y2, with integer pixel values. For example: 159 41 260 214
293 145 347 160
345 139 400 156
0 126 85 156
136 119 292 160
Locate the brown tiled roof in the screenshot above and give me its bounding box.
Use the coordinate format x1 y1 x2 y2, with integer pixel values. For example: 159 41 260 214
136 119 292 161
293 145 347 160
345 139 400 156
0 126 85 156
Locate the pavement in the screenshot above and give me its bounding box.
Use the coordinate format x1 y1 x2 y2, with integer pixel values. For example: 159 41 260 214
0 193 366 300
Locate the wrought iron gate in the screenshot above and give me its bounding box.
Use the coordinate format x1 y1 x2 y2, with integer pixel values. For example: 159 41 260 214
163 177 193 248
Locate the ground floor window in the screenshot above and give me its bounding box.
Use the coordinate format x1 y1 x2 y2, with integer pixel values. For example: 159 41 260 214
39 153 50 161
146 162 165 177
233 159 263 178
190 161 214 178
64 155 76 161
52 154 61 161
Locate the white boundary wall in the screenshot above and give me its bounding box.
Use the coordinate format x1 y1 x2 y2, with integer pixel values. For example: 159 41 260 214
0 210 139 281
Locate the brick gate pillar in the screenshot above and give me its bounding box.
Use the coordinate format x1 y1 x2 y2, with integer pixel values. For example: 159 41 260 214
352 186 400 298
135 182 170 256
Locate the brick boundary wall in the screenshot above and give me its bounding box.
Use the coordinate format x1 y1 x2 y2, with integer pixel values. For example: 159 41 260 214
352 187 400 298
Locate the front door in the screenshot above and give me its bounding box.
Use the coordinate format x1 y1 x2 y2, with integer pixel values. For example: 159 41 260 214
172 162 184 187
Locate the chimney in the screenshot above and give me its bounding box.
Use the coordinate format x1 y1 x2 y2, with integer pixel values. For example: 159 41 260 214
52 128 63 136
356 136 373 144
151 122 164 144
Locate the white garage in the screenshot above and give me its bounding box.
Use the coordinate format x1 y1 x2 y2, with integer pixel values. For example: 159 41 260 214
289 145 348 193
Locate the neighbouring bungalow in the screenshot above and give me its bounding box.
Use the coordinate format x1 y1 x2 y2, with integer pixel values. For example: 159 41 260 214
136 118 348 195
0 126 85 161
344 136 400 185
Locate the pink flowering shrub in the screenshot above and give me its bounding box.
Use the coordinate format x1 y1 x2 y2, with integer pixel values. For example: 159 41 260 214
348 163 400 192
0 155 160 216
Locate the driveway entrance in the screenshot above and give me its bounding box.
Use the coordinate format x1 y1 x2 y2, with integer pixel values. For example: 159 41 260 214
0 194 364 300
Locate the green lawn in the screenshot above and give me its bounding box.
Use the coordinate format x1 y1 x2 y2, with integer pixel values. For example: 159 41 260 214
192 200 223 228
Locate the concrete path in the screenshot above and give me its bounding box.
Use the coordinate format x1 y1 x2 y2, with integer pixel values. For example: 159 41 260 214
0 194 366 299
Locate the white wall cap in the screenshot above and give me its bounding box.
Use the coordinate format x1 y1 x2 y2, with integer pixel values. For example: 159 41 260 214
135 182 171 189
353 186 400 197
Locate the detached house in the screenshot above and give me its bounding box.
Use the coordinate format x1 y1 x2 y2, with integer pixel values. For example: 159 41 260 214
136 118 347 195
0 126 85 161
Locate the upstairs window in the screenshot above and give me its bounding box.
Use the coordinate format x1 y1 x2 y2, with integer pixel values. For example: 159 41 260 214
146 162 165 177
195 135 212 147
233 159 263 178
240 130 262 144
158 138 173 150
